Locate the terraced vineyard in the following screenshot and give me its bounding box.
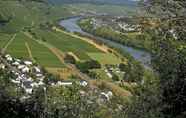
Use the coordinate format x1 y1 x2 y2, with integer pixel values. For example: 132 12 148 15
0 0 124 80
0 33 12 48
36 29 122 63
5 32 64 67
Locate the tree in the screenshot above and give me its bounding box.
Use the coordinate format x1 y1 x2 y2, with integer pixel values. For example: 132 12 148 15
112 73 120 81
126 72 162 118
141 0 186 117
76 60 101 73
119 63 128 72
64 54 76 64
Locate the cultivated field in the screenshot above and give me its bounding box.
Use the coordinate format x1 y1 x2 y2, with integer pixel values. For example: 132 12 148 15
35 29 102 60
0 0 124 81
6 32 64 68
87 53 121 65
0 33 12 49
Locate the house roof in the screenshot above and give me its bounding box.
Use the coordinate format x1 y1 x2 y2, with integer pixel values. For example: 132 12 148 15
23 81 32 88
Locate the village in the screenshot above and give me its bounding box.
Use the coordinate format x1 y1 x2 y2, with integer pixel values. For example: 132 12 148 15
89 16 140 32
0 53 114 101
0 53 87 94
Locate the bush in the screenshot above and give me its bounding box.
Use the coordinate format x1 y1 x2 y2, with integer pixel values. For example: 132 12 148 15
64 54 76 64
76 60 101 73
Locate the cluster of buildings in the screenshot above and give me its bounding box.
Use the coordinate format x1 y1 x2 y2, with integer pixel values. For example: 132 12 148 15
1 54 45 94
0 61 5 70
118 22 139 32
90 18 108 30
104 65 125 80
1 54 115 103
50 80 88 87
169 29 178 40
0 54 89 94
100 91 113 101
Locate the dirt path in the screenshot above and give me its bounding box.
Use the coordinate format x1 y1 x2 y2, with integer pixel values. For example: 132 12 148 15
52 27 109 53
25 42 35 62
2 34 16 53
67 52 80 61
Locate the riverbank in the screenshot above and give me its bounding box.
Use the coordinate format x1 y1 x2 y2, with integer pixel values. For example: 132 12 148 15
78 17 153 53
59 17 152 69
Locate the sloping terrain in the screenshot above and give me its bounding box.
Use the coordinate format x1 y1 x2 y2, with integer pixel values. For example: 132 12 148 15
0 0 122 69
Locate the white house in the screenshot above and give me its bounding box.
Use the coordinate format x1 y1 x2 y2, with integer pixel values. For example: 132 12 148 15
11 79 21 84
7 57 13 61
22 81 33 94
31 82 39 88
5 54 13 61
15 59 21 63
36 73 43 78
100 91 113 101
33 66 41 73
57 81 72 86
22 66 30 73
107 91 113 98
5 54 11 58
106 72 113 78
0 63 5 69
12 61 20 66
18 65 25 70
25 88 33 94
80 80 88 87
38 81 44 86
24 61 33 66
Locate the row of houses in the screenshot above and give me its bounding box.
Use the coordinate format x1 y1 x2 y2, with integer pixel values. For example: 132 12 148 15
104 65 125 80
3 54 45 94
1 54 114 102
118 23 138 32
1 54 89 94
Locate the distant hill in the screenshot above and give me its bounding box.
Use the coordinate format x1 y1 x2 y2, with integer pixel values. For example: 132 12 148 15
48 0 138 6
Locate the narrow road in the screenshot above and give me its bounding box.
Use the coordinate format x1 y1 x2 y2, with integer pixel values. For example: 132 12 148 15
2 34 16 53
25 42 35 62
52 27 109 53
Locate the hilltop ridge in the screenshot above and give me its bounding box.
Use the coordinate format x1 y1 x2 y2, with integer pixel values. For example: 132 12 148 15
47 0 138 6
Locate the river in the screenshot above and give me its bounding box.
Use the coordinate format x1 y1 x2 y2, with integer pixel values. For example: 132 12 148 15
59 17 152 69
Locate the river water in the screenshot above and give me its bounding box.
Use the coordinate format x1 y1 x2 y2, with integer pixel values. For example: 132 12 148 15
59 17 152 69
